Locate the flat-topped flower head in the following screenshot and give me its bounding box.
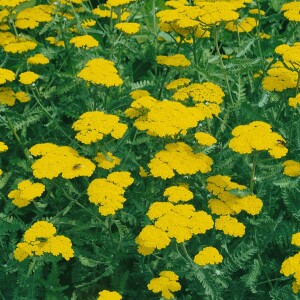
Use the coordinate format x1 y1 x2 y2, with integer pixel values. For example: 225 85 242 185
289 94 300 108
281 2 300 22
215 215 245 237
148 142 213 179
94 152 121 170
0 0 28 8
9 180 45 208
282 160 300 177
163 185 193 203
30 143 95 179
105 0 136 7
19 71 39 85
226 17 257 33
229 121 288 158
194 246 223 266
148 271 181 300
14 221 74 262
166 78 191 90
27 54 49 65
115 22 140 34
156 54 191 67
275 43 300 71
70 35 99 49
97 290 122 300
77 58 123 87
0 88 30 106
0 68 15 84
195 132 217 146
72 111 128 144
0 141 8 152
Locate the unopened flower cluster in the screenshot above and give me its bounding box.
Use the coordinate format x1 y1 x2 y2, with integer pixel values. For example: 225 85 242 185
14 221 74 262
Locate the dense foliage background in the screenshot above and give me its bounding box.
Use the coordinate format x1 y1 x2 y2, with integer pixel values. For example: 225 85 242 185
0 0 299 299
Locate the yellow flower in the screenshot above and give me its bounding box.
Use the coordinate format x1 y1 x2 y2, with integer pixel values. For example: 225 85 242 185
165 78 191 90
15 91 30 102
0 141 8 152
156 54 191 67
139 166 148 177
81 19 96 28
94 152 121 169
194 246 223 266
29 143 96 179
3 38 37 53
0 88 30 105
280 252 300 285
8 180 45 208
14 221 74 262
115 22 140 34
289 94 300 108
249 8 266 16
226 17 257 33
19 71 39 85
148 271 181 300
97 290 122 300
92 7 130 20
292 281 300 294
0 68 15 84
282 160 300 177
195 132 217 146
0 0 28 8
163 185 193 203
106 0 136 7
27 54 49 65
292 233 300 247
130 89 150 99
77 58 123 87
45 37 65 47
70 35 99 49
87 172 134 216
229 121 288 158
72 111 128 144
275 43 300 71
281 2 300 22
215 215 245 237
148 142 213 179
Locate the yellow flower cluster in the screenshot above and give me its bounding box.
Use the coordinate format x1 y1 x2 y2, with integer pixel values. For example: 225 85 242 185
206 175 263 216
70 35 99 49
0 68 15 84
262 61 298 92
14 221 74 262
115 22 140 34
46 36 65 47
94 152 121 170
87 172 134 216
15 5 54 29
0 0 27 7
106 0 136 7
225 17 257 33
0 88 30 106
125 95 213 137
163 185 193 203
249 8 266 16
130 89 150 99
195 132 217 146
229 121 288 158
92 7 130 21
2 37 37 54
29 143 96 179
281 2 300 22
165 78 191 90
280 232 300 293
148 142 213 179
97 290 122 300
215 215 245 237
289 94 300 108
27 54 49 65
72 111 128 144
8 180 45 208
156 54 191 67
282 160 300 177
275 43 300 71
194 246 223 266
147 271 181 300
77 58 123 87
0 141 8 176
19 71 39 85
136 202 214 254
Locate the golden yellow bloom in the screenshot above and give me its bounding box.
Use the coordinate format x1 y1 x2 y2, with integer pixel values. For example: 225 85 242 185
249 8 265 16
45 37 65 47
292 233 300 247
14 221 74 262
87 172 134 216
19 71 39 85
156 54 191 67
139 166 148 177
70 35 99 49
275 43 300 71
3 38 37 53
163 185 193 203
9 180 45 208
215 215 245 237
166 78 190 90
97 290 122 300
94 152 121 169
262 61 298 92
281 2 300 22
282 160 300 177
115 22 140 34
82 19 96 28
194 246 223 266
0 68 15 84
0 141 8 152
0 88 30 105
195 132 217 146
27 53 49 65
30 143 96 179
226 17 257 33
148 142 213 179
289 94 300 108
148 271 181 300
72 111 128 144
292 281 300 294
92 7 130 20
0 0 28 8
106 0 136 7
130 89 150 99
77 58 123 87
229 121 288 158
280 252 300 285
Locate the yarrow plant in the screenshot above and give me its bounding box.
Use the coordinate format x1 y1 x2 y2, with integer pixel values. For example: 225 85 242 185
0 0 300 299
